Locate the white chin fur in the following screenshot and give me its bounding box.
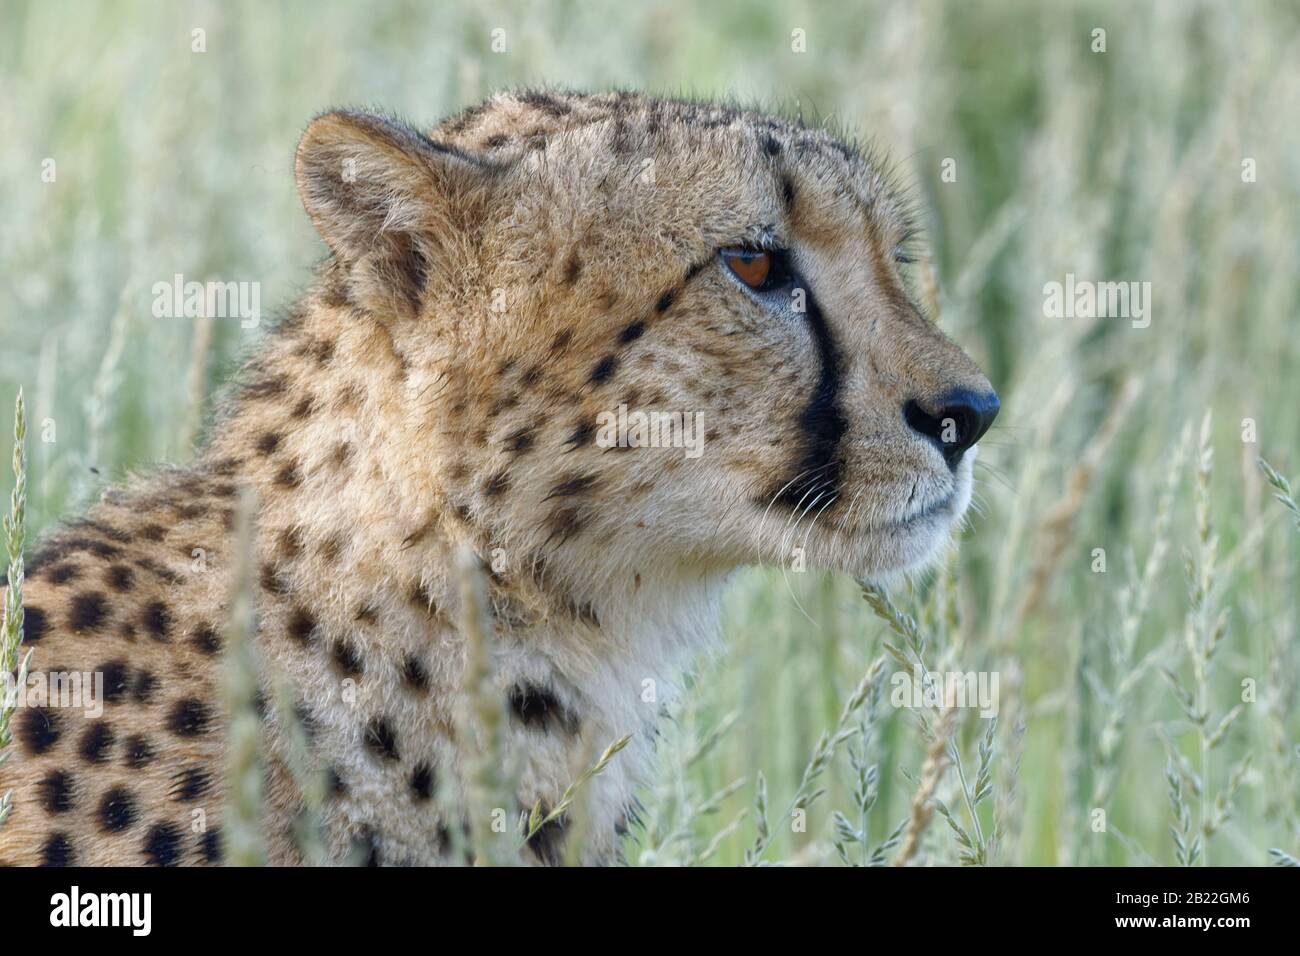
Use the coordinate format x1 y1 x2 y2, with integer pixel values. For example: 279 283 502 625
832 453 975 581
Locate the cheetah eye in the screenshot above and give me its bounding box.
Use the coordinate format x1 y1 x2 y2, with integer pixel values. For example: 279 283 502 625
720 247 792 293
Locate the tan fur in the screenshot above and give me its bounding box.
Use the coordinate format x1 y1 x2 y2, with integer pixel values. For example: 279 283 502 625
0 90 994 865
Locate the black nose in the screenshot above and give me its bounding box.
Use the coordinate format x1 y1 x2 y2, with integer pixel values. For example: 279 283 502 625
903 388 1000 468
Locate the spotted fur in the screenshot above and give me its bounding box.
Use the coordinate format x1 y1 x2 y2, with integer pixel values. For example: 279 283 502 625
0 90 995 865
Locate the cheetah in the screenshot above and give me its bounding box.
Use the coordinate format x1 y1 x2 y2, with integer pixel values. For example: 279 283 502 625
0 90 998 866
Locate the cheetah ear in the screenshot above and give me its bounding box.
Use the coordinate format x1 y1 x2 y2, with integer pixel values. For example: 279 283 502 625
295 110 488 318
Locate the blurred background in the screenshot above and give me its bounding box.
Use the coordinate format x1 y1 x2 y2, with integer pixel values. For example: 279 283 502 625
1 0 1297 865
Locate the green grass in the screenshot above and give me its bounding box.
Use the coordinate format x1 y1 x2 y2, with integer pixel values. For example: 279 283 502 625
2 0 1298 865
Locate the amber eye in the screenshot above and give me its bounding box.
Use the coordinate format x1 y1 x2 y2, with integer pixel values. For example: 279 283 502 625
721 248 774 289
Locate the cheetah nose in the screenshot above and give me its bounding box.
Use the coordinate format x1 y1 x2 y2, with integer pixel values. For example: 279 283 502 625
903 387 1000 469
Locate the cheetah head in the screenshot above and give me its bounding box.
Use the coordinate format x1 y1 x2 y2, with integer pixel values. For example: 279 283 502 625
294 91 998 591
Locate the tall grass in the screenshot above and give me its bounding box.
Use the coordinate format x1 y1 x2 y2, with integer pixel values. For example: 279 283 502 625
1 0 1297 864
0 391 30 829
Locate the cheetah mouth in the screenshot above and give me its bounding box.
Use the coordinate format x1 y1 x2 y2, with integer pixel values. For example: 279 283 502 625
833 486 967 578
871 491 958 535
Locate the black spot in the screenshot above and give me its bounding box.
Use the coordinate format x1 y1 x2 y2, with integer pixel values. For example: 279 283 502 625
134 556 180 584
781 174 796 210
295 702 320 741
762 133 782 155
18 708 60 754
138 523 167 541
310 337 336 365
400 653 429 692
131 669 157 705
142 601 172 641
191 623 221 655
482 470 511 497
65 538 123 560
277 526 305 558
123 734 155 768
68 591 107 631
590 354 619 383
519 90 571 117
365 717 399 761
330 639 363 677
655 289 677 312
142 822 182 866
170 767 210 802
618 319 646 344
97 659 130 702
544 506 586 546
443 102 486 134
328 766 347 797
408 580 438 616
355 824 382 866
504 427 535 454
22 605 47 643
564 421 596 449
38 770 74 814
287 607 316 644
46 564 80 584
166 697 211 737
104 564 134 592
526 813 568 866
544 474 599 500
274 461 302 489
244 374 287 400
435 824 453 856
80 522 131 546
620 798 646 834
562 251 583 285
410 763 435 801
256 432 282 455
568 599 601 629
318 534 345 562
79 722 115 763
199 828 222 864
508 682 580 735
40 833 74 867
183 500 213 520
260 563 289 595
98 786 137 832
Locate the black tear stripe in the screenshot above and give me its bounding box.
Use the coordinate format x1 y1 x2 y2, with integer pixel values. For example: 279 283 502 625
662 249 845 511
771 278 848 511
